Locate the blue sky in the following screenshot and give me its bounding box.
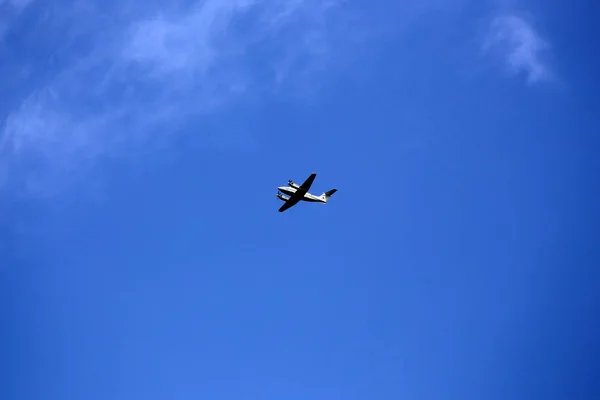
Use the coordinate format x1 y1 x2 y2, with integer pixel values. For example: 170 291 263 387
1 0 599 399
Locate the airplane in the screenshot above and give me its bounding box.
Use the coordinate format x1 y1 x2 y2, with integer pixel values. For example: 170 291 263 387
276 173 337 212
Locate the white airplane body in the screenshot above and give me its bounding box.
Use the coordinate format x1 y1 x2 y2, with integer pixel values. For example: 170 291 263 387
276 173 337 212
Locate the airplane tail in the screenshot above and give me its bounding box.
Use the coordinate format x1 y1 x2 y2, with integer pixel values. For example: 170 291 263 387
322 189 337 202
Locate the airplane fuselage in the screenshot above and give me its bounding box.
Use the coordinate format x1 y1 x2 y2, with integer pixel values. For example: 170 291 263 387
277 186 326 203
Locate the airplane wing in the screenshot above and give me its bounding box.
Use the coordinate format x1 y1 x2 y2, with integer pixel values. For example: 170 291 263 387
299 173 316 191
277 173 316 212
278 196 301 212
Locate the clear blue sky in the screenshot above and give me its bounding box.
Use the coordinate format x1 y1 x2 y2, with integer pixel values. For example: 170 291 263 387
2 1 599 399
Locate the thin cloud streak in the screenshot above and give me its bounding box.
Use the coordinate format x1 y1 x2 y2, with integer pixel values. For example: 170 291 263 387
0 0 365 196
483 14 553 84
0 0 33 41
1 0 493 197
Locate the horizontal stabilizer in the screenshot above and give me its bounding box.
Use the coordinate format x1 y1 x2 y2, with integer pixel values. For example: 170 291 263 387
324 189 337 197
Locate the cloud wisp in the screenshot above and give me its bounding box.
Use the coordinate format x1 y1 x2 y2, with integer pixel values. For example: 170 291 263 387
483 14 553 84
0 0 367 196
0 0 33 41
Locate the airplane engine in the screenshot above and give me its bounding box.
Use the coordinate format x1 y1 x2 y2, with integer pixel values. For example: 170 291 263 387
277 193 289 201
288 180 300 189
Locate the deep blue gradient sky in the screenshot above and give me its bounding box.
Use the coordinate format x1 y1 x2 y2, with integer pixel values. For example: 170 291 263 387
2 1 599 399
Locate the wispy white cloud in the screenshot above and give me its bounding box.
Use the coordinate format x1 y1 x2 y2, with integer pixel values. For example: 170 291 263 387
0 0 370 196
0 0 477 197
0 0 33 41
0 0 32 11
483 14 553 84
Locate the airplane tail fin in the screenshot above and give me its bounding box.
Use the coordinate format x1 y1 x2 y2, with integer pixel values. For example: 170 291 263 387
322 189 337 201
